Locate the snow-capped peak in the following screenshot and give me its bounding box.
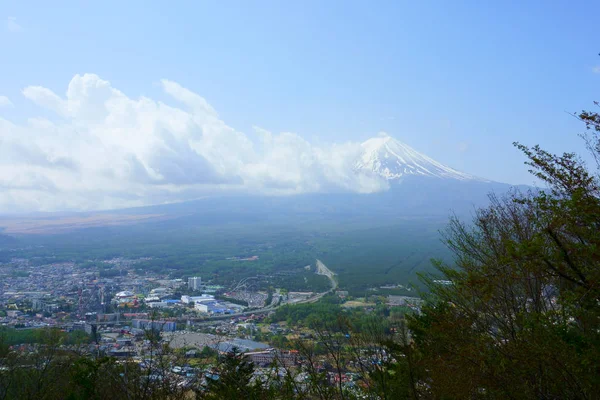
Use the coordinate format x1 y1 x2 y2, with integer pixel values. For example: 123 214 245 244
356 134 479 181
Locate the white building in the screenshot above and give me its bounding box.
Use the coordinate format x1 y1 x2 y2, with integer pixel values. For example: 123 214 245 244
188 277 202 291
181 295 192 304
194 303 208 313
181 294 214 304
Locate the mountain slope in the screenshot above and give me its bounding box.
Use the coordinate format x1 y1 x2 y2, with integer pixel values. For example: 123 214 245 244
356 134 483 181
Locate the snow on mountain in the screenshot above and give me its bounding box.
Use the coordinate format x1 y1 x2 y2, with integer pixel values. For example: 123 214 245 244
356 134 481 181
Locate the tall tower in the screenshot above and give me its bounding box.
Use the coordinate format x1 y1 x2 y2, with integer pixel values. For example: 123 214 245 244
188 277 201 291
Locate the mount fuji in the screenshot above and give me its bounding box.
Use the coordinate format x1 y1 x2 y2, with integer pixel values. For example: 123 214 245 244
92 135 517 222
356 134 483 182
107 135 518 226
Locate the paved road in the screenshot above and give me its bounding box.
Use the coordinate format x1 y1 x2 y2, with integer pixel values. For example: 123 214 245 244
316 259 337 291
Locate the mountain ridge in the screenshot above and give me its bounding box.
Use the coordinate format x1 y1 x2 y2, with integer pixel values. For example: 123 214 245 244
356 134 486 182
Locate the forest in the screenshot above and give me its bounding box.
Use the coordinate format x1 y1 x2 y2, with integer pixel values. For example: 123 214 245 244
0 210 449 294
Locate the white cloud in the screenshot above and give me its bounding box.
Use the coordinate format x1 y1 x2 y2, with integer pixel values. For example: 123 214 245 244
0 96 12 107
0 73 387 212
593 66 600 74
5 16 22 33
161 79 218 116
22 86 68 116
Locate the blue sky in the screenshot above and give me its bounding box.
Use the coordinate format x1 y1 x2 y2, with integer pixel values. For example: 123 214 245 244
0 1 599 211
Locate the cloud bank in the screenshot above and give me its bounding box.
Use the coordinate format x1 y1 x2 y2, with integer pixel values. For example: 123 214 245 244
0 74 387 212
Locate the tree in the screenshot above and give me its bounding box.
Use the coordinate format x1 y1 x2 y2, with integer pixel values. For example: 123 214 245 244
409 99 600 398
201 347 266 400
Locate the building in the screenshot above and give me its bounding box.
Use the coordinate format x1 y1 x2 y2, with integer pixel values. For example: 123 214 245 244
108 349 136 357
246 350 298 368
132 319 176 332
195 301 229 314
188 277 202 291
32 299 60 313
181 294 214 304
148 302 170 308
195 303 209 313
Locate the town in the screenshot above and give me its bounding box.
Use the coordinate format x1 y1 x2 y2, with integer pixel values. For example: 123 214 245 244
0 255 423 393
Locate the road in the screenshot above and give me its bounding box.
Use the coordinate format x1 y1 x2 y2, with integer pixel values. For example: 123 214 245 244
316 259 337 291
193 260 337 325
